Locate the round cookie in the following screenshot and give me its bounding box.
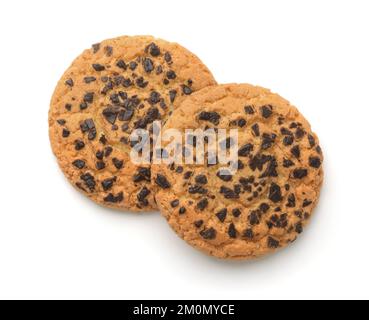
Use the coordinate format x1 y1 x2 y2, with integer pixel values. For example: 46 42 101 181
152 84 324 259
49 35 216 211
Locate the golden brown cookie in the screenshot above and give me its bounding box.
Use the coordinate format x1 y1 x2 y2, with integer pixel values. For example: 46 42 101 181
49 35 216 211
152 84 324 259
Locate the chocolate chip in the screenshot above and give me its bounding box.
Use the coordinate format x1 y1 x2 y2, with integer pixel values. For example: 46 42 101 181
129 61 138 71
149 91 161 105
99 135 107 145
267 237 279 249
228 223 237 238
62 129 70 138
104 147 113 158
283 159 295 168
182 85 193 95
147 43 161 57
116 60 127 70
308 134 316 147
243 228 254 239
260 157 278 178
251 124 260 136
101 177 117 191
295 222 303 234
84 76 96 84
216 171 233 182
169 90 177 103
155 174 171 189
171 200 180 208
261 133 276 150
143 58 154 73
200 227 216 240
195 175 208 185
112 158 123 170
96 150 104 160
65 78 74 87
220 186 239 199
65 104 72 111
136 77 149 88
259 203 270 213
189 185 208 195
295 128 305 139
102 106 119 125
194 220 204 228
197 198 209 211
179 207 186 215
104 192 124 203
232 209 242 218
74 140 85 151
199 112 221 125
248 211 260 226
73 160 85 169
96 161 106 170
216 209 227 222
238 143 254 157
291 145 301 159
164 52 172 63
133 167 151 183
293 168 308 179
261 105 273 118
57 119 66 125
184 171 193 180
309 156 322 168
303 199 312 207
244 105 255 114
92 64 105 72
80 173 96 191
238 119 247 127
286 194 296 207
88 128 97 141
80 102 88 111
137 187 150 206
119 109 134 121
92 43 100 53
104 46 113 57
269 183 282 203
166 70 176 80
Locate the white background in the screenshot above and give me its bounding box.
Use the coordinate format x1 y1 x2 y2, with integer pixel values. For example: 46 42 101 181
0 0 368 300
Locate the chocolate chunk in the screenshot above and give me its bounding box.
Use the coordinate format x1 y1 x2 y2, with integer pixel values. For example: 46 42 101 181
259 203 270 213
129 61 138 71
112 158 123 170
195 175 208 185
194 220 204 228
199 111 221 125
248 211 260 226
149 91 161 105
74 140 85 151
232 209 242 218
92 64 105 72
84 92 94 104
291 145 301 159
79 102 88 111
200 228 216 240
96 161 106 170
146 43 161 57
243 228 254 239
169 90 177 103
166 70 176 80
309 156 322 168
260 157 278 178
73 160 85 169
251 124 260 136
303 199 313 207
99 135 107 145
295 128 305 139
65 78 74 87
269 183 282 203
244 105 255 115
104 192 124 203
228 223 237 238
95 150 104 160
136 77 149 88
65 104 72 111
104 46 113 56
116 60 127 70
293 168 308 179
286 194 296 207
283 135 294 146
57 119 66 125
179 207 186 214
308 134 316 147
80 173 96 191
155 174 171 189
137 187 150 206
102 106 119 125
92 43 100 53
164 52 172 63
133 167 151 183
238 143 254 157
216 209 227 222
88 128 97 141
220 186 239 199
189 185 208 195
101 177 117 191
238 119 247 127
143 58 154 73
261 133 276 150
261 105 273 118
216 171 233 182
84 76 96 84
119 109 134 121
249 154 270 171
184 171 193 180
283 159 295 168
197 198 209 211
171 200 180 208
182 85 193 95
267 237 279 249
62 129 70 138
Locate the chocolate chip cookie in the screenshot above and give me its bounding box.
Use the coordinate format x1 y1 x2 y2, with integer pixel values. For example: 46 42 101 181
49 36 216 211
152 84 323 259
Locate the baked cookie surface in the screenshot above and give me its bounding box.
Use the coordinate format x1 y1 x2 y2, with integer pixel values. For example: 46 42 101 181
49 35 216 211
152 84 323 259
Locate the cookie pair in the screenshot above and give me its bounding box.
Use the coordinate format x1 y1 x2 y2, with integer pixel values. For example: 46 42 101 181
49 36 323 259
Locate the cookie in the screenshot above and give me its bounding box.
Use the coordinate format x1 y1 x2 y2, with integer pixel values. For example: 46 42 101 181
49 36 216 211
152 84 323 259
